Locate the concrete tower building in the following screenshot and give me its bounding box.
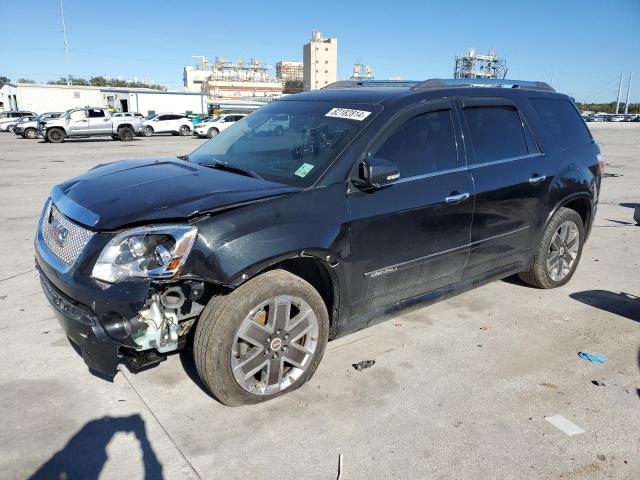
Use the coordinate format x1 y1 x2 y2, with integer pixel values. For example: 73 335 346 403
303 31 338 91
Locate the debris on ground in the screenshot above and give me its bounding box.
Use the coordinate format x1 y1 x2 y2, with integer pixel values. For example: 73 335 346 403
544 414 585 436
480 325 489 331
578 352 608 363
352 360 376 371
540 383 557 389
602 172 623 178
597 454 606 461
591 380 606 387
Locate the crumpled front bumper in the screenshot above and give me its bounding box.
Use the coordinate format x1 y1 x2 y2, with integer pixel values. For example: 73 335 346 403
38 266 122 375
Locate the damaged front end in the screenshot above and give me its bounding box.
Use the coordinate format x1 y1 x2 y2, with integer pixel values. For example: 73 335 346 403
122 281 206 369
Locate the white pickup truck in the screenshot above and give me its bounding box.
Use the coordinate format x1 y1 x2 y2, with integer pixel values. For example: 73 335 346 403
39 107 144 143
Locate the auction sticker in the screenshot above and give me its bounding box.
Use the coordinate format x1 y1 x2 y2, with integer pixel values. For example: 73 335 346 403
295 163 315 178
325 108 372 121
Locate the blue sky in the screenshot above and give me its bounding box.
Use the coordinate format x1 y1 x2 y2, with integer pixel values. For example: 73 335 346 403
1 0 639 102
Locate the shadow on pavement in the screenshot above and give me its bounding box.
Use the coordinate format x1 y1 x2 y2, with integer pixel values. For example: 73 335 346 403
570 290 640 322
28 414 163 480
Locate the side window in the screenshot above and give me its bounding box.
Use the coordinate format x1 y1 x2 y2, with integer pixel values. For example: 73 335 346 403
87 109 105 118
156 115 168 121
69 110 86 121
463 106 528 164
530 98 591 149
375 109 458 178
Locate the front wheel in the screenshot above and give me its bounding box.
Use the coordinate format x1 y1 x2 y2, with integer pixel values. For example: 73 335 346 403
179 125 191 136
194 270 329 406
206 127 219 139
519 207 585 288
24 128 38 139
7 125 14 133
143 126 154 137
46 128 65 143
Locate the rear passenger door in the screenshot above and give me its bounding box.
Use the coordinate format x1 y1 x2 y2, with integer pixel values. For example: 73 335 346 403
348 99 474 316
457 97 547 279
86 108 110 135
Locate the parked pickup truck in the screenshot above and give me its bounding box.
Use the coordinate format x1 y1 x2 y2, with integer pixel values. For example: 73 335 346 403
39 107 144 143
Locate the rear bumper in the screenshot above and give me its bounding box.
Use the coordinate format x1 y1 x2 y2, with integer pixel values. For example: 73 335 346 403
38 266 122 375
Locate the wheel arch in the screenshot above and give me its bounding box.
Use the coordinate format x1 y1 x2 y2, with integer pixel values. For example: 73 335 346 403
117 123 134 130
229 250 342 338
546 192 594 234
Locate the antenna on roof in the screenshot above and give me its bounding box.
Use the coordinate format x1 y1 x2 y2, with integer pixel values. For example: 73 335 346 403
60 0 72 85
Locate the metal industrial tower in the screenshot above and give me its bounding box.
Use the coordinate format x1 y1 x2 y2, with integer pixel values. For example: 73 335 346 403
454 48 507 80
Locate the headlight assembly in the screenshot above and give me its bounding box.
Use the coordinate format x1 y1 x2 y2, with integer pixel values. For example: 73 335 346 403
92 225 197 283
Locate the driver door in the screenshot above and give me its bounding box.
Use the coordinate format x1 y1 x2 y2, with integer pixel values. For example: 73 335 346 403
67 110 88 134
347 99 475 316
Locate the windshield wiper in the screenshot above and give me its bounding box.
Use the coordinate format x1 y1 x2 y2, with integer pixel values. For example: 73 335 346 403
200 161 262 179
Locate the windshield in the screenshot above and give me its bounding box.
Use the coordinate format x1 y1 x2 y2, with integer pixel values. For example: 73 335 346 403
189 101 380 187
203 115 221 123
145 113 157 120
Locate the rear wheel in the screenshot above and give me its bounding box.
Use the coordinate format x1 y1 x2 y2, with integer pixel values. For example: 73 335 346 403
194 269 329 406
24 128 38 139
46 128 65 143
143 126 154 137
179 125 191 136
206 127 219 139
7 125 14 133
519 207 584 288
118 126 135 141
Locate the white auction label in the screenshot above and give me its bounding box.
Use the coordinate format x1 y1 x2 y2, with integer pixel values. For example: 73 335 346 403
325 108 372 121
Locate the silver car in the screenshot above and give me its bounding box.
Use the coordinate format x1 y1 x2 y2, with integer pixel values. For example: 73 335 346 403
15 112 64 139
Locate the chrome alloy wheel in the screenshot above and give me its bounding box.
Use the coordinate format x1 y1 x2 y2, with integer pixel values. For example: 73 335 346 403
547 220 580 282
231 295 319 395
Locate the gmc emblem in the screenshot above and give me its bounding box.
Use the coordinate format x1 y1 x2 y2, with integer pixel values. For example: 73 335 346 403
50 219 69 247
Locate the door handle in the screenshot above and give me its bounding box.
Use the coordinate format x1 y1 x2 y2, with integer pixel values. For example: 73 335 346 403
529 175 547 185
445 192 470 204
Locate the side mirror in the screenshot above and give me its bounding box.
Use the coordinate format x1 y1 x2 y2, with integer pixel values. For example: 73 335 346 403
353 155 400 189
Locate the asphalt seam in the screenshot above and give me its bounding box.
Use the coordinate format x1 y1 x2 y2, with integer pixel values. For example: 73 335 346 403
120 369 202 480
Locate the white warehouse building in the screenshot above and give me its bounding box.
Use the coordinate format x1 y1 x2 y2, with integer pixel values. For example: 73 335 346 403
0 83 208 116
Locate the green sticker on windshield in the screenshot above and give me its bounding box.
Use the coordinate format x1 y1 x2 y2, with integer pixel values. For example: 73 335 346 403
295 163 315 178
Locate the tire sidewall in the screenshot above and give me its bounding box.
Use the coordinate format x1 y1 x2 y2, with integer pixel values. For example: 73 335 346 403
207 128 218 139
25 128 37 139
540 209 585 287
144 126 153 137
196 270 329 406
118 127 134 141
47 128 64 143
179 125 190 136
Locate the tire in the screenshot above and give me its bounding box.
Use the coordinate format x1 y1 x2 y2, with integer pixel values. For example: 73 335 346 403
179 125 191 136
118 126 135 141
143 126 154 137
24 128 38 139
206 127 219 139
46 128 65 143
274 125 284 136
518 207 585 289
7 125 14 133
194 269 329 406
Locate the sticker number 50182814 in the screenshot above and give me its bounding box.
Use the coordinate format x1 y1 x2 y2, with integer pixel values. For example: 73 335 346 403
325 108 372 121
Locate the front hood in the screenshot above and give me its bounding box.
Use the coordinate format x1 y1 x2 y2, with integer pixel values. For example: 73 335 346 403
53 158 299 230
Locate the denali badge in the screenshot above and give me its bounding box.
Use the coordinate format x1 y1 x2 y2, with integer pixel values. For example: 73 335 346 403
50 219 70 247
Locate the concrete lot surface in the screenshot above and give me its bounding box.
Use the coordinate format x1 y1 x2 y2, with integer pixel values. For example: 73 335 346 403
0 125 638 479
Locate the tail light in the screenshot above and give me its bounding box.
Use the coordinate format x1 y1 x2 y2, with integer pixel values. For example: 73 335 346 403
597 153 605 175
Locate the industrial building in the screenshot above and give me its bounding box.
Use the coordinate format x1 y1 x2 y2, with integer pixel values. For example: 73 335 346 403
0 82 208 116
303 30 338 91
276 61 304 82
453 48 507 79
350 63 373 81
183 56 283 99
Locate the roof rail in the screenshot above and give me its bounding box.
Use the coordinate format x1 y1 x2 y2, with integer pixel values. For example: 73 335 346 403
412 78 555 92
322 80 420 90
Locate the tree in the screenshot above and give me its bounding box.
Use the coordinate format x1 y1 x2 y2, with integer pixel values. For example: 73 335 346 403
89 76 108 86
17 78 36 84
0 76 10 86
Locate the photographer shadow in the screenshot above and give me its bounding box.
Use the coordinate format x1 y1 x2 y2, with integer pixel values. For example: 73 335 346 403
28 414 163 480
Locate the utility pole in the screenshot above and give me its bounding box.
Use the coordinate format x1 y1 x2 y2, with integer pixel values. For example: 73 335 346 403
615 72 624 114
624 72 633 115
60 0 72 85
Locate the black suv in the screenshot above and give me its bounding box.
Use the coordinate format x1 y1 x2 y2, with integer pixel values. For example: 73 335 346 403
35 79 602 406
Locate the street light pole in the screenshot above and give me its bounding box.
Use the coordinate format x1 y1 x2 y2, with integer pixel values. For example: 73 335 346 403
60 0 72 85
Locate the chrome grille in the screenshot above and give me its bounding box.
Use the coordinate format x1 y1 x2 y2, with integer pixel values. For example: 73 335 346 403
40 201 95 266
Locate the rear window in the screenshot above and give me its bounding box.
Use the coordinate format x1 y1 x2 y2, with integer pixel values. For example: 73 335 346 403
530 98 591 149
463 106 528 163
